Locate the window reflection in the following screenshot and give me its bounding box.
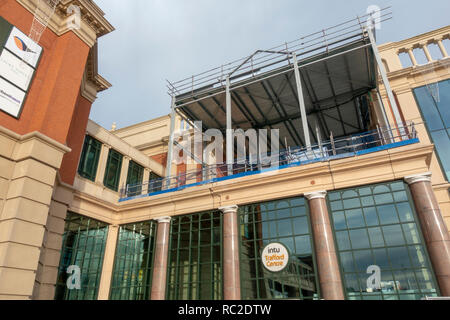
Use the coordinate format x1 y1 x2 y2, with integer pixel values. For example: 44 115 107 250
239 197 319 300
167 212 222 300
110 221 156 300
329 182 439 300
414 80 450 180
55 212 108 300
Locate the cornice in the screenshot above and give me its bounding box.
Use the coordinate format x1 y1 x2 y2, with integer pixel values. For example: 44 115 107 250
16 0 114 48
378 25 450 53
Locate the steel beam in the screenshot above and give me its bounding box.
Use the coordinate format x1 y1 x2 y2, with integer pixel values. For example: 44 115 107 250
366 26 406 139
165 97 177 187
226 76 233 175
292 53 312 151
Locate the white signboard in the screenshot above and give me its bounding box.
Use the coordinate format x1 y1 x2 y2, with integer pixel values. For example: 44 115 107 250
0 25 42 118
4 27 42 68
0 49 34 91
0 77 26 117
261 242 290 272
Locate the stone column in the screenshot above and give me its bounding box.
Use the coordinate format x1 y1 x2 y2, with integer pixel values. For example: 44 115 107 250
407 48 418 66
405 172 450 296
219 205 241 300
150 217 171 300
305 191 345 300
422 44 434 63
437 40 448 58
97 225 119 300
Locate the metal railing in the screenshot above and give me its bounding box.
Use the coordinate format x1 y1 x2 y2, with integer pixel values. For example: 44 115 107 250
120 122 417 200
167 8 393 105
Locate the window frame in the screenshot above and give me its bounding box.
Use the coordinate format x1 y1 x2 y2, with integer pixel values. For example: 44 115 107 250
103 148 123 191
327 181 440 300
412 80 450 181
77 135 102 182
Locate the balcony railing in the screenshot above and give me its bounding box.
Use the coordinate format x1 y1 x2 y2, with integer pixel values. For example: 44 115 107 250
119 123 418 201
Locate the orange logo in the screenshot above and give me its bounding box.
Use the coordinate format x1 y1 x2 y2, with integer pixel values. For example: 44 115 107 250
13 36 36 54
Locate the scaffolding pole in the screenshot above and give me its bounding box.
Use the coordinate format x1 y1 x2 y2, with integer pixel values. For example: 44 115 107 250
292 53 312 151
226 75 233 175
165 97 177 188
366 26 406 139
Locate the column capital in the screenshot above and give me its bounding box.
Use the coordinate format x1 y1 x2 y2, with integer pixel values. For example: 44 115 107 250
219 205 239 214
156 216 172 224
404 172 432 185
304 191 327 200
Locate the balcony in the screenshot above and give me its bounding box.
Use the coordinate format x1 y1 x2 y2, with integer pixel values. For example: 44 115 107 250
119 123 418 202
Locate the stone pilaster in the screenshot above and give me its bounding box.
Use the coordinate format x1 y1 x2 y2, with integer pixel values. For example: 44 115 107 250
0 129 70 299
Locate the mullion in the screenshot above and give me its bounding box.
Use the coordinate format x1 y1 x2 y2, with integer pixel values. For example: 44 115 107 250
85 224 100 299
187 216 193 300
330 181 439 300
198 216 202 300
174 219 182 299
79 218 91 300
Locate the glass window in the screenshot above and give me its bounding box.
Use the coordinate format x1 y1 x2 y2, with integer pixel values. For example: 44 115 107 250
126 161 144 197
167 211 222 300
103 149 123 191
413 80 450 181
55 212 108 300
77 135 102 181
238 197 319 300
328 182 439 300
110 221 157 300
148 172 163 193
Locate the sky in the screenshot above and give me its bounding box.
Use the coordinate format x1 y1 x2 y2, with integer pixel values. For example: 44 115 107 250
91 0 450 131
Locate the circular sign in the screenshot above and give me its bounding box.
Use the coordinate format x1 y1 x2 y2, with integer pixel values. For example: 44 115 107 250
261 242 290 272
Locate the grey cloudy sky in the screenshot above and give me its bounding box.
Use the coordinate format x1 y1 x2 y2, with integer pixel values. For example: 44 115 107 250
91 0 450 130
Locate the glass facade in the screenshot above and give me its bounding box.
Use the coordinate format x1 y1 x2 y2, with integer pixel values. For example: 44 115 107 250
110 221 157 300
103 149 123 191
55 212 108 300
238 197 319 300
328 181 439 300
78 135 102 181
413 79 450 180
166 211 223 300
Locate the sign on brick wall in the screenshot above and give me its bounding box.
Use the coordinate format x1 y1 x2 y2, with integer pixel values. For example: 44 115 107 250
0 17 42 118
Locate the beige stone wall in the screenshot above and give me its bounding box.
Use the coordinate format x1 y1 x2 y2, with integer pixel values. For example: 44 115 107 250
33 180 74 300
379 25 450 230
0 127 70 300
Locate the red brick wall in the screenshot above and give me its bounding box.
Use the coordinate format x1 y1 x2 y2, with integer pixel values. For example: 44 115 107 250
0 0 90 145
59 92 92 184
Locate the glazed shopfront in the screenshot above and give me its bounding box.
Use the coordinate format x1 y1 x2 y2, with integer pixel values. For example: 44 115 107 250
55 178 445 300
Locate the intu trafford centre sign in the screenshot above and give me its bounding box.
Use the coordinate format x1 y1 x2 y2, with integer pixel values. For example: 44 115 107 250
261 242 290 272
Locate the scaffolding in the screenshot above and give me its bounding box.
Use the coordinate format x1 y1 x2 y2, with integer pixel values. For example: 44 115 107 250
21 0 59 65
161 7 405 188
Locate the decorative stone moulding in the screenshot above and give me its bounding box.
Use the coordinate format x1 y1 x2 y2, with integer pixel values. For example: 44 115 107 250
304 191 328 200
404 172 432 185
